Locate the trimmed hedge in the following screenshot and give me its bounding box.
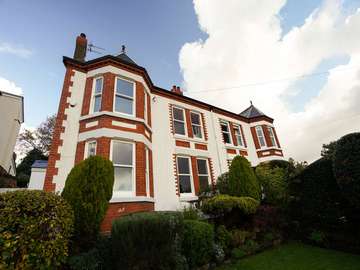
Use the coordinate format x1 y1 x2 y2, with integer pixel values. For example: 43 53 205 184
227 156 261 200
0 190 73 269
62 156 114 250
111 212 184 270
333 132 360 210
201 195 260 216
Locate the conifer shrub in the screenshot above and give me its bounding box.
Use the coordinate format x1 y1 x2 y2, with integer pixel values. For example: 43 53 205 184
61 156 114 250
227 156 261 200
0 190 73 269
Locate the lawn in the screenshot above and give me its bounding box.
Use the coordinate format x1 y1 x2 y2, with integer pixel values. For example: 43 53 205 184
217 242 360 270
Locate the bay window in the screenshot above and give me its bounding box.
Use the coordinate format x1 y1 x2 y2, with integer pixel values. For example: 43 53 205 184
255 126 266 147
190 112 202 139
220 121 232 144
268 126 277 147
176 156 193 194
172 107 186 135
114 78 134 115
85 141 97 158
92 77 103 113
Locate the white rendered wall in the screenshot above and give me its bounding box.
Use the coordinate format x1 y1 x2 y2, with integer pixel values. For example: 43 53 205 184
28 168 46 190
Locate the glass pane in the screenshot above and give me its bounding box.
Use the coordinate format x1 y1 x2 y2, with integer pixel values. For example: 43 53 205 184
115 96 133 115
192 125 202 138
221 123 229 132
114 167 133 191
197 159 208 175
179 175 192 193
174 121 186 135
93 96 101 112
223 133 231 144
199 176 209 192
116 78 134 97
87 142 96 157
259 137 266 147
95 78 103 93
191 113 200 125
173 107 184 121
112 141 133 165
237 136 243 146
177 157 190 174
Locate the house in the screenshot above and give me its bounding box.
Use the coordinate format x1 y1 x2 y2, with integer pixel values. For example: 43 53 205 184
43 34 284 231
0 90 24 176
28 160 48 190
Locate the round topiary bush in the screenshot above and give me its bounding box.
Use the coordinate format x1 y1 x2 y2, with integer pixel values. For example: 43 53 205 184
333 132 360 210
61 156 114 250
227 156 261 200
0 190 73 269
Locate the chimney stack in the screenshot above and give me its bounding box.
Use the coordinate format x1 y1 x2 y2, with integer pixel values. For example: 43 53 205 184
73 33 87 62
171 85 183 95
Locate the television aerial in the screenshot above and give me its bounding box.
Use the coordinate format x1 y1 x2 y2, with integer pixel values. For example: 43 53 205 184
87 42 105 54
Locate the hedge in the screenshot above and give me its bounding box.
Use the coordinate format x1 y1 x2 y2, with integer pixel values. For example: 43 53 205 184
111 212 184 270
62 156 114 250
0 190 73 269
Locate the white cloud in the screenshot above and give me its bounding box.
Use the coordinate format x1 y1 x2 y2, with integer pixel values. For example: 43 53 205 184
179 0 360 162
0 77 22 95
0 42 33 58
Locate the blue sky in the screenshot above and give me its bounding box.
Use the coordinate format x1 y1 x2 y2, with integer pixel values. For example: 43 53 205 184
0 0 357 127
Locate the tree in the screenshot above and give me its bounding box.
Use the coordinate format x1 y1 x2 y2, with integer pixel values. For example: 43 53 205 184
61 156 114 251
227 156 260 200
321 140 338 160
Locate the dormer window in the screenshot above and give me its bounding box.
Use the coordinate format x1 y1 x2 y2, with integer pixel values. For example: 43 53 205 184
92 77 103 113
114 78 135 115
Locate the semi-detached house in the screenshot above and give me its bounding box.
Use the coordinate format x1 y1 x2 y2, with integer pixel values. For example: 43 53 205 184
43 34 284 232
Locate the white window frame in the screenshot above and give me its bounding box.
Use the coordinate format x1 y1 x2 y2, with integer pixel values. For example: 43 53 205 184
190 111 203 139
85 140 97 158
268 126 277 147
172 106 187 136
220 120 232 145
176 156 194 196
91 77 103 113
196 158 210 190
110 140 136 197
233 124 244 147
145 147 150 197
113 77 136 117
255 126 266 147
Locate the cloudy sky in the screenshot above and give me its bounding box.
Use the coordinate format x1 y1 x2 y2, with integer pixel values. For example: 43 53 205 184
1 0 359 162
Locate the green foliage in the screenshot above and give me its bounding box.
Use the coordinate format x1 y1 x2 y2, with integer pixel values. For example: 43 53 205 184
201 195 260 216
321 140 338 160
0 167 16 188
0 190 73 269
230 229 254 248
61 156 114 250
231 248 247 259
216 225 232 254
288 158 343 231
227 156 261 200
255 163 288 206
182 220 214 269
333 132 360 211
181 206 200 220
309 230 326 245
111 212 184 270
216 172 230 194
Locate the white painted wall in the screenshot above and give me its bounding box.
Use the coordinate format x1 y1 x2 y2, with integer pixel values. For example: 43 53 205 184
0 92 23 175
28 168 46 190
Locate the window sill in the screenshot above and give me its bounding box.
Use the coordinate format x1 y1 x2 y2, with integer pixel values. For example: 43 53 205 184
110 196 155 203
179 196 198 202
173 134 207 144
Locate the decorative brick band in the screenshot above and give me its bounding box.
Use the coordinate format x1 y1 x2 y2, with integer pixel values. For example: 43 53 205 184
239 150 248 156
43 68 75 192
226 148 237 154
257 148 283 158
175 140 190 148
194 143 207 150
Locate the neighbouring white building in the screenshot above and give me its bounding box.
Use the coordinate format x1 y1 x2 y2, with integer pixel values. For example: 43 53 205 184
0 90 24 176
42 34 284 232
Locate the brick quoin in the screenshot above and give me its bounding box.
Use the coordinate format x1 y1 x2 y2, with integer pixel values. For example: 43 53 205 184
100 202 154 232
173 154 180 196
208 158 216 188
200 112 208 141
43 68 75 192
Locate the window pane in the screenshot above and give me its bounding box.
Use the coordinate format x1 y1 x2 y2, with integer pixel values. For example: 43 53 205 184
114 167 133 191
93 96 101 112
199 176 209 192
174 121 186 135
221 123 229 132
112 142 133 165
178 157 190 174
116 78 134 97
197 159 208 175
173 107 184 121
87 142 96 157
191 113 200 125
192 125 202 138
115 96 133 115
95 78 103 93
223 133 231 144
259 137 266 147
179 175 192 193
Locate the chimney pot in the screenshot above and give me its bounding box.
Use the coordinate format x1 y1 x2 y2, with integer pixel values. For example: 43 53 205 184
171 85 183 95
73 33 87 62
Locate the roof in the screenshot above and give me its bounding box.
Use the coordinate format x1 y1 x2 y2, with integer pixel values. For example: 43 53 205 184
116 53 137 65
239 104 266 118
31 160 48 169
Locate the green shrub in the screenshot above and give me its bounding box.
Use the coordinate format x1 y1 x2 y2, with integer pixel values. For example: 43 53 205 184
333 133 360 211
309 230 326 245
216 225 232 254
61 156 114 250
182 206 200 220
227 156 261 200
230 229 254 248
111 212 184 270
182 220 214 269
0 190 73 269
255 163 288 206
201 195 259 216
216 172 230 194
231 248 247 259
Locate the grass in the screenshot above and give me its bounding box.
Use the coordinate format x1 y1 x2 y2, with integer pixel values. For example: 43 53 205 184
217 242 360 270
